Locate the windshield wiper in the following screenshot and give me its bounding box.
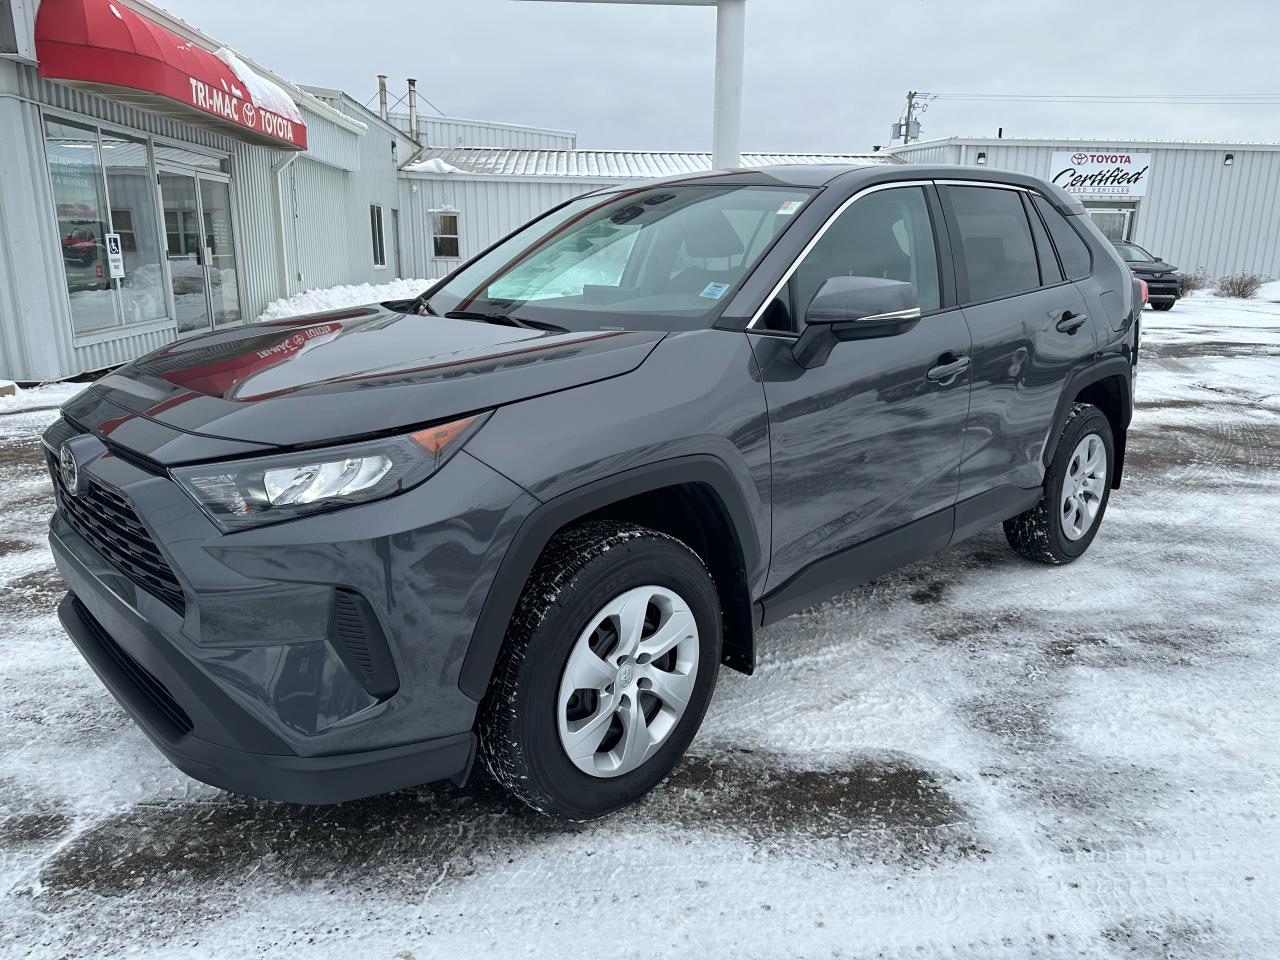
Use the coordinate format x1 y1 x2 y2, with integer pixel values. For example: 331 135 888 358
444 310 566 333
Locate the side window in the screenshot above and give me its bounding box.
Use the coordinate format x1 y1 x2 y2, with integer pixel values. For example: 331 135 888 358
780 186 941 330
1032 195 1092 280
947 185 1040 303
1023 194 1064 285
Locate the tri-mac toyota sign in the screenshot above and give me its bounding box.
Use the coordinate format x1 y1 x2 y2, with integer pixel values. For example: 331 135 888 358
1050 151 1152 197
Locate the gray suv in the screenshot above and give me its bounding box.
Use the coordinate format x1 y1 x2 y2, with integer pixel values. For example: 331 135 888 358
46 164 1140 819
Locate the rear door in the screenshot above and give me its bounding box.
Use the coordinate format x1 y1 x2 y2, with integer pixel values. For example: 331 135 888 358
748 183 972 596
939 183 1096 508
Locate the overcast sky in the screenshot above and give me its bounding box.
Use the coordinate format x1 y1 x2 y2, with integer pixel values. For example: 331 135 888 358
156 0 1279 152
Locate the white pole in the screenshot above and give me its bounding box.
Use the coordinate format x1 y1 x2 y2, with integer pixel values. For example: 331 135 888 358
712 0 745 169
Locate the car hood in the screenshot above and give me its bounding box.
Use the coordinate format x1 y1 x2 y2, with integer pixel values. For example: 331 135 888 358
1128 259 1178 275
77 304 665 449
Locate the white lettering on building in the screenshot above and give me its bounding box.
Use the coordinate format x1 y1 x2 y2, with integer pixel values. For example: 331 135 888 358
187 76 298 145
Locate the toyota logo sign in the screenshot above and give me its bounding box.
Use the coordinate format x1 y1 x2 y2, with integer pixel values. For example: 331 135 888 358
1072 153 1089 165
58 441 82 496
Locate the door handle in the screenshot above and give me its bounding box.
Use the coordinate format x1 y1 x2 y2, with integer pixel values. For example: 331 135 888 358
1056 311 1088 334
926 354 970 382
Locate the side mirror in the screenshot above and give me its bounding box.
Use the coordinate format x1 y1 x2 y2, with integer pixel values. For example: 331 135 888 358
793 276 921 368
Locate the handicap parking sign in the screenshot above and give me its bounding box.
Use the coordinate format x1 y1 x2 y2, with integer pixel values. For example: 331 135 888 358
105 233 125 279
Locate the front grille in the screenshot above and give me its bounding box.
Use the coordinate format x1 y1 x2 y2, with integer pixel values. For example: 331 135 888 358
73 598 194 737
45 427 186 614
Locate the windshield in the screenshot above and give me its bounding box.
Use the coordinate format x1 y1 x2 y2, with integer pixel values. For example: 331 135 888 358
1113 241 1155 262
426 184 815 331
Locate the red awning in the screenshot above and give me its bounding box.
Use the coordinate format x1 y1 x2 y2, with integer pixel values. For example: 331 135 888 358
35 0 307 149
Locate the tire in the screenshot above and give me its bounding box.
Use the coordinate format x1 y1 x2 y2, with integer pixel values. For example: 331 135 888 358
1004 403 1114 564
478 520 722 820
1152 301 1175 311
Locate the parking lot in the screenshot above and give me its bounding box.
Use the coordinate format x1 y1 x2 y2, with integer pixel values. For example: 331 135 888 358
2 292 1278 959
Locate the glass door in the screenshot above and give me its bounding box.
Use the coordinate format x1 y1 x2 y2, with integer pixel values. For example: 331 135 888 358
159 170 242 335
159 171 210 335
199 178 241 326
1085 206 1133 242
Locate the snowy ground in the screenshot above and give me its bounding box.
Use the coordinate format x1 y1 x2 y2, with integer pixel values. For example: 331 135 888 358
2 290 1278 958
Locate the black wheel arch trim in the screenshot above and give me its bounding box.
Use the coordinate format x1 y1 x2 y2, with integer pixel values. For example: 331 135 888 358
459 454 763 701
1044 355 1133 485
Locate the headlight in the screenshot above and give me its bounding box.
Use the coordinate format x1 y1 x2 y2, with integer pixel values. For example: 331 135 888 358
172 413 489 531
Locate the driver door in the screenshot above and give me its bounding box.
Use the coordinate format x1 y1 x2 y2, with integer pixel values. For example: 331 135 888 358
747 183 972 610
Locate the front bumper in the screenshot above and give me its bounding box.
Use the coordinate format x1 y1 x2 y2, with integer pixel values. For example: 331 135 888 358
58 593 474 803
46 410 539 803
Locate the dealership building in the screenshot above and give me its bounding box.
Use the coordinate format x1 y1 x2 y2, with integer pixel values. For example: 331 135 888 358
887 137 1280 280
0 0 889 383
9 2 1275 385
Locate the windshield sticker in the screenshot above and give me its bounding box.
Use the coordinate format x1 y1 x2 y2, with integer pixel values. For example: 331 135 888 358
777 200 805 216
700 282 731 300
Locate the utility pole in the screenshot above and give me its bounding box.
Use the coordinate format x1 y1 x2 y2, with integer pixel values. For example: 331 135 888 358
902 91 917 145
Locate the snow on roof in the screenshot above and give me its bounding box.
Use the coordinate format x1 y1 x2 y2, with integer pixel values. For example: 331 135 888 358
403 148 902 179
215 48 304 124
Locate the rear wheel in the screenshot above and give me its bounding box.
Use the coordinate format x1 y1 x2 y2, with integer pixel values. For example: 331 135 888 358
478 521 721 820
1152 301 1175 311
1004 403 1114 564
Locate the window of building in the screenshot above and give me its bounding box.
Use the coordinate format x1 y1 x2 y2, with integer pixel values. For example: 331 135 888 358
370 204 387 267
1033 195 1093 280
947 185 1041 304
45 118 114 334
433 211 460 259
101 128 165 326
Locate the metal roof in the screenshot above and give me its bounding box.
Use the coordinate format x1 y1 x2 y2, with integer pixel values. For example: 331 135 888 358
891 136 1280 152
404 147 902 180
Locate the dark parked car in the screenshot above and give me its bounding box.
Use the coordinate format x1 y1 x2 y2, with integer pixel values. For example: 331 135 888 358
1112 240 1182 310
46 165 1140 819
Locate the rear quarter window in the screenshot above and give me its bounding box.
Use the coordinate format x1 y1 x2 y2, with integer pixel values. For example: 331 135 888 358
1032 194 1092 280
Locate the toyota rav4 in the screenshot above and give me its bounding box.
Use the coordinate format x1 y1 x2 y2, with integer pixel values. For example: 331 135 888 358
46 165 1140 819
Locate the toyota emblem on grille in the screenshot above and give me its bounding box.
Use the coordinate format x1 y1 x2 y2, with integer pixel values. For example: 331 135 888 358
59 441 84 496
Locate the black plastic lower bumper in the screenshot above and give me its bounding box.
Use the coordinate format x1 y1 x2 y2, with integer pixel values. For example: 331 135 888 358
58 594 475 804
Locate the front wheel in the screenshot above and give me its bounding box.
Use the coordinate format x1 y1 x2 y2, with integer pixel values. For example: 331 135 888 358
478 521 721 820
1152 301 1175 311
1004 403 1114 564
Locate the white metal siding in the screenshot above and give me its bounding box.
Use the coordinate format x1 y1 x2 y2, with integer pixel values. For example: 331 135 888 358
297 102 361 172
399 177 613 280
2 0 36 61
285 158 353 292
392 115 577 150
229 140 286 321
889 142 961 165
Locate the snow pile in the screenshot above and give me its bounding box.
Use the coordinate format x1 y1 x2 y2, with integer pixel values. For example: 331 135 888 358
408 157 469 175
214 48 304 123
0 380 84 414
256 278 436 321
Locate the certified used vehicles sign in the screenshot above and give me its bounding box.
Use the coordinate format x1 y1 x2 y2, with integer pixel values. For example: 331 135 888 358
1050 151 1152 197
